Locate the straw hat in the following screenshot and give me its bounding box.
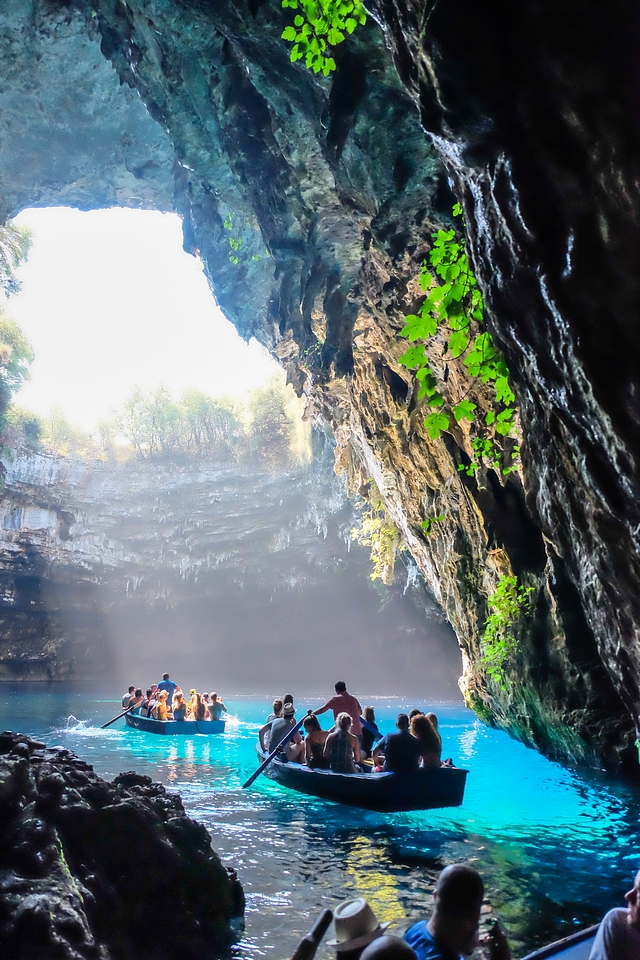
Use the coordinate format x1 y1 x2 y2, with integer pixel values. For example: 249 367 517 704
283 701 295 717
327 899 390 952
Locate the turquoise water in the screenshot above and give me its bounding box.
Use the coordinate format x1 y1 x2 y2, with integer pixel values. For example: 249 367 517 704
1 685 638 959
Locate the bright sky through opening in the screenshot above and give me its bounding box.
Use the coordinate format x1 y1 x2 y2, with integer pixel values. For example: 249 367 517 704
6 207 279 431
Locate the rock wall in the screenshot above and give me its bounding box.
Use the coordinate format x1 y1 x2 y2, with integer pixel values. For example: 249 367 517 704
0 2 636 769
0 731 244 960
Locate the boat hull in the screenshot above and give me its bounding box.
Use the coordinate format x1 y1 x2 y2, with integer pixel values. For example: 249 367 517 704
126 713 225 735
255 746 467 812
521 925 598 959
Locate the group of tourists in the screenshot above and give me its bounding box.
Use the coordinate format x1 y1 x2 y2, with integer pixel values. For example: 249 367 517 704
121 673 228 722
258 681 448 776
313 863 640 960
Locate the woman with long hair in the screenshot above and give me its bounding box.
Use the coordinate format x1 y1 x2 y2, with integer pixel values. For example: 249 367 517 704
323 712 361 773
303 714 329 768
410 713 441 768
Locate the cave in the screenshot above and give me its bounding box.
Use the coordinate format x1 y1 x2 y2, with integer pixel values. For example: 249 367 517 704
0 1 638 776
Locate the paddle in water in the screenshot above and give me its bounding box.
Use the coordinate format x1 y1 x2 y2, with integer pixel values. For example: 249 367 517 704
242 711 310 789
100 705 134 729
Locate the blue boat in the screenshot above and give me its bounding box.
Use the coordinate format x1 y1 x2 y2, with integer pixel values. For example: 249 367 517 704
255 744 467 812
125 712 225 735
521 925 598 959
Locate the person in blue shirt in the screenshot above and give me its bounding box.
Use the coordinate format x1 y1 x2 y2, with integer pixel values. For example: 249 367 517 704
403 865 510 960
156 672 179 700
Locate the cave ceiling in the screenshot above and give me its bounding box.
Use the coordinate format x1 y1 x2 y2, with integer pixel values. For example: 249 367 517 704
1 0 639 774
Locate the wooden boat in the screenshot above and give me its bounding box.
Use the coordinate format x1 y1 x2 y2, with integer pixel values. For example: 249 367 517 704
254 745 468 812
520 925 598 959
126 713 225 735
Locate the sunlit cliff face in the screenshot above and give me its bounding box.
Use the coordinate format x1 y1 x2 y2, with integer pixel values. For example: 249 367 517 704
0 2 639 771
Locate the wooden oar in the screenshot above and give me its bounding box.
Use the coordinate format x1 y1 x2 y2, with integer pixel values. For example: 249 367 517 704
100 705 134 729
360 715 383 742
290 908 333 960
242 712 308 789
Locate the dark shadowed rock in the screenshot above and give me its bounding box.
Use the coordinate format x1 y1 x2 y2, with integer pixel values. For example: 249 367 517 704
0 731 244 960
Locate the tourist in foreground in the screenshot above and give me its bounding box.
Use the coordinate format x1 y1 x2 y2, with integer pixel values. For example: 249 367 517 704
403 864 510 960
589 869 640 959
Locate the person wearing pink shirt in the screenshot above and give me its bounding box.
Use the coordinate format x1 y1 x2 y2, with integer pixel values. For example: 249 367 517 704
313 681 363 740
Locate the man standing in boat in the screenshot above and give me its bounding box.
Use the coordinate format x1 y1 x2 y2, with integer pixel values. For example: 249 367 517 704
156 672 179 700
313 681 363 743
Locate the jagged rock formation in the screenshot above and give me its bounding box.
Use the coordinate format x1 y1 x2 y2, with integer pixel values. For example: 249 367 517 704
0 2 637 770
0 730 244 960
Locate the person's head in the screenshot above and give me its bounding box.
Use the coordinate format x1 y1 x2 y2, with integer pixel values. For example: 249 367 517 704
396 713 409 732
431 864 484 958
426 712 439 730
190 688 197 697
337 711 352 732
162 673 170 680
360 936 416 960
283 701 295 718
304 715 321 733
410 714 440 751
409 709 423 721
128 685 135 694
174 693 184 704
273 698 283 715
146 688 152 698
328 898 390 956
151 684 158 692
625 870 640 928
134 688 142 698
159 691 169 701
203 693 210 702
211 692 218 702
363 706 375 723
283 693 294 704
335 681 347 694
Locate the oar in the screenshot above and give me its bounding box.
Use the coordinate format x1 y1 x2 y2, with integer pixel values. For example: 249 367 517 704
242 712 309 789
290 908 333 960
100 705 134 729
360 715 383 742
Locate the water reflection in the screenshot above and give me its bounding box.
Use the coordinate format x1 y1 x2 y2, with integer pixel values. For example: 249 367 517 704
0 687 638 959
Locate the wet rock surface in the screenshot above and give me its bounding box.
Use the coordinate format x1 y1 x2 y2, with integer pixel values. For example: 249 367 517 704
0 731 244 960
0 2 637 770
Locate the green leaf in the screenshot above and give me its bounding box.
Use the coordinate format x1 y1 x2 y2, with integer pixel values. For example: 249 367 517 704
345 17 357 32
398 345 426 369
424 411 450 439
282 25 298 40
453 399 477 422
452 202 462 216
448 329 469 358
485 410 496 425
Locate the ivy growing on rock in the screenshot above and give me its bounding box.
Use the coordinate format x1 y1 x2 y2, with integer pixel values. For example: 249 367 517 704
481 575 534 688
398 204 519 477
281 0 367 76
350 481 403 584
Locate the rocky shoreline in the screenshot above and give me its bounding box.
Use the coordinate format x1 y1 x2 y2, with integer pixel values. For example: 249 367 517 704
0 731 244 959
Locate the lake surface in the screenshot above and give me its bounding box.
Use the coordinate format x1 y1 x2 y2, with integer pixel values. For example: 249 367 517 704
1 685 638 959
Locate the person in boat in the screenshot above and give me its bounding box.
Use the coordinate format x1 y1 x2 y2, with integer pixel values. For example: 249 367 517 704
361 706 381 759
303 714 329 768
266 698 283 723
152 690 172 721
373 714 421 773
403 864 511 960
327 897 391 959
260 701 305 762
193 693 208 721
156 673 179 700
122 685 135 708
209 693 227 721
314 681 363 744
360 937 417 960
140 688 154 717
172 692 188 720
128 688 144 713
589 869 640 959
324 711 361 773
410 714 441 768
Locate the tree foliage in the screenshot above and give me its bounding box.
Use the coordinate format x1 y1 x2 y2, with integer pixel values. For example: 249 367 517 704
0 311 35 430
0 221 31 297
350 482 403 585
399 204 519 477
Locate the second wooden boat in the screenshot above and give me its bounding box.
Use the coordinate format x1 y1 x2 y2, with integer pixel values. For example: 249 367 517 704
255 745 467 812
126 713 225 735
